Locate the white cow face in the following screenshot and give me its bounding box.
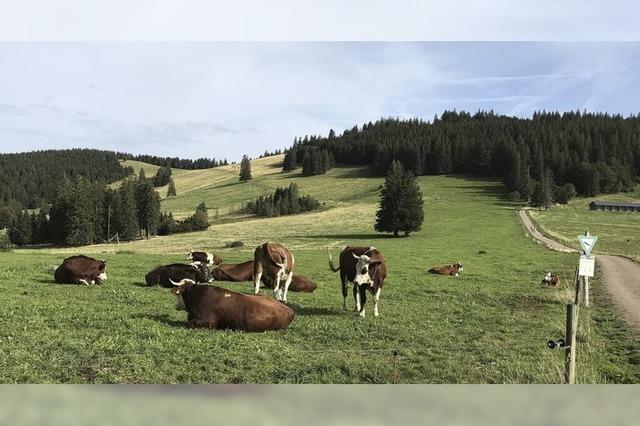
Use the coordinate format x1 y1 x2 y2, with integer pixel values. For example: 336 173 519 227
353 253 375 286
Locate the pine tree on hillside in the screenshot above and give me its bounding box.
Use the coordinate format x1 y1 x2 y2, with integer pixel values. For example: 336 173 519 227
375 160 424 237
117 181 139 241
239 155 252 182
8 210 32 245
167 178 177 197
138 168 147 182
153 166 172 187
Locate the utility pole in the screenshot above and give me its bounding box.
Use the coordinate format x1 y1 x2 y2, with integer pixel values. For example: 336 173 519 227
107 204 111 241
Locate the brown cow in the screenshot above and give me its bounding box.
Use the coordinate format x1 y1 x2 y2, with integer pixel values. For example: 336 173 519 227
210 261 254 282
542 272 560 286
170 280 295 332
428 262 464 276
211 260 316 293
253 242 294 302
54 255 107 285
327 246 387 317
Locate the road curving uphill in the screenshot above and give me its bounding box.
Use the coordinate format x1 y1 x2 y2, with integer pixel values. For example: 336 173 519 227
519 208 640 332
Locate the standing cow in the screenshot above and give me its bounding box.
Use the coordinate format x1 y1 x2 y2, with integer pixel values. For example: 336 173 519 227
327 246 387 317
253 242 294 302
170 280 295 332
54 255 107 285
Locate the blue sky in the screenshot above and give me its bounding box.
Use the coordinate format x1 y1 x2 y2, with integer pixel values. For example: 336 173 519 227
0 42 639 161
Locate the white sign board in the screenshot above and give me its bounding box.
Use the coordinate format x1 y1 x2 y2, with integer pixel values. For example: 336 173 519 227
578 235 598 256
579 256 595 277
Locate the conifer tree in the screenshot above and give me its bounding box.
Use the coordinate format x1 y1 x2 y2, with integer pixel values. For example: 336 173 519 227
375 160 424 237
8 210 32 245
167 178 177 197
138 168 147 182
239 155 252 182
117 180 139 241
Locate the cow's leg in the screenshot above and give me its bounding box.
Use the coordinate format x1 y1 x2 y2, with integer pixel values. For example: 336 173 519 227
373 287 382 317
354 284 361 312
358 285 367 317
282 271 293 303
78 278 89 285
273 272 282 301
253 268 263 295
341 276 349 310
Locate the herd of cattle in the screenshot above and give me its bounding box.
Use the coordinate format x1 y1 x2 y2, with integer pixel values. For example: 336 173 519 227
52 243 472 332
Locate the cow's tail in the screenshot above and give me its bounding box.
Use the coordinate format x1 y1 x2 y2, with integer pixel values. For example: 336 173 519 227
264 242 286 268
327 247 340 272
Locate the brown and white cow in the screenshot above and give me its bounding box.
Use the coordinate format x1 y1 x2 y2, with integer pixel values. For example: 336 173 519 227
542 272 560 286
327 246 387 317
428 262 464 276
212 260 316 293
186 251 223 267
253 242 295 302
170 279 295 332
54 255 107 285
145 263 213 287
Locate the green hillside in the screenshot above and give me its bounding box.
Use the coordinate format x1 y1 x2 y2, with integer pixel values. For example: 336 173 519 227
4 157 640 383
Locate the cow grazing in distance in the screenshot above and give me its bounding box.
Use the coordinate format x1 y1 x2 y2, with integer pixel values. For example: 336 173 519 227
542 272 560 286
253 242 295 302
145 263 213 288
428 262 464 276
170 280 295 332
327 246 387 317
212 260 316 293
54 255 107 285
186 251 223 267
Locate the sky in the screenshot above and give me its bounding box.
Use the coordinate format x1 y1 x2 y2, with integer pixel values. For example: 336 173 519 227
0 42 639 161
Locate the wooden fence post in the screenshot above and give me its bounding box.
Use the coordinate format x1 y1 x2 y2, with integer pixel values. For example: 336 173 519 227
565 304 578 384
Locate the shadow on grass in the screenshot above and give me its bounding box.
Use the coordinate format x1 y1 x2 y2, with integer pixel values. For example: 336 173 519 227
134 313 187 328
133 282 151 287
287 303 344 316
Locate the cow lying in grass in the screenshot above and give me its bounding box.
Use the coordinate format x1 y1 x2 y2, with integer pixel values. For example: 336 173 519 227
145 263 213 287
54 255 107 285
428 262 464 276
170 279 295 332
186 251 223 267
211 260 316 292
541 272 560 286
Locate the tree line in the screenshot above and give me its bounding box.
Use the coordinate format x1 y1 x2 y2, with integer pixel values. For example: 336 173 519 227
3 168 208 246
117 153 228 169
0 149 132 210
283 144 335 176
283 111 640 204
243 183 321 217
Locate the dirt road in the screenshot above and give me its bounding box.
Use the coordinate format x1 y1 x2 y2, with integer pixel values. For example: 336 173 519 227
519 209 640 331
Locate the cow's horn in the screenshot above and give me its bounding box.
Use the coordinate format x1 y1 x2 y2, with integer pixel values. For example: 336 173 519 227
352 253 361 260
170 278 196 286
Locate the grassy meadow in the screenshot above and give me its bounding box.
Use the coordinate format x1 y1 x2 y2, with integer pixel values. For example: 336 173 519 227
2 155 639 383
529 186 640 261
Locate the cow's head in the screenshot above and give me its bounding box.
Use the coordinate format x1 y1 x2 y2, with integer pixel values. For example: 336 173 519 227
185 251 194 261
192 263 214 283
95 260 107 283
170 278 195 310
453 262 463 271
352 253 381 286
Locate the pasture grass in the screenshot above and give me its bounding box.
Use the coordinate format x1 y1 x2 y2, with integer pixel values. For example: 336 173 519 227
3 159 640 383
529 187 640 261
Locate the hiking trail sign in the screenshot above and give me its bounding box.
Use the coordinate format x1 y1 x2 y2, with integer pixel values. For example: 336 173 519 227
578 235 598 256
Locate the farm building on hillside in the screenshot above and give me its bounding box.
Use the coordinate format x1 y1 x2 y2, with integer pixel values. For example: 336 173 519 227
589 200 640 212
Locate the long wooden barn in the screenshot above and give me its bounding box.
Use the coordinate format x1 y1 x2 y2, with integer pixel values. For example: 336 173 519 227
589 200 640 212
